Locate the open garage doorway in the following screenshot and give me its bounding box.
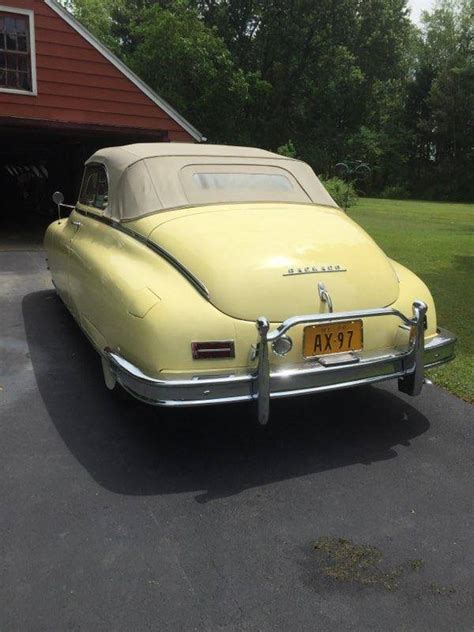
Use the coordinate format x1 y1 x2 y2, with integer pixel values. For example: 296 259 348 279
0 120 166 251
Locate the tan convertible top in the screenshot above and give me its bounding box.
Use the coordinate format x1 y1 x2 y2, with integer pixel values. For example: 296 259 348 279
85 143 338 221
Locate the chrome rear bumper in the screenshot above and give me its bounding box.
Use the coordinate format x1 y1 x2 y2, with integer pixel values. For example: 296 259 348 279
104 302 456 423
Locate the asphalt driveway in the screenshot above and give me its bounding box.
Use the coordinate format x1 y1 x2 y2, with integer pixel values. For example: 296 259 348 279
1 250 473 631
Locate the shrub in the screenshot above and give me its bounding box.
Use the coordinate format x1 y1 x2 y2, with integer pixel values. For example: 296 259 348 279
380 185 410 200
320 176 358 209
276 140 297 158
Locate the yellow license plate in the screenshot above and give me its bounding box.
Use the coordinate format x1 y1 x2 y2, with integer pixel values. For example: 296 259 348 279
303 320 363 358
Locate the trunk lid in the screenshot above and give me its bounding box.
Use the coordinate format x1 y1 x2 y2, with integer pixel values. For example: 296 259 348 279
147 204 399 321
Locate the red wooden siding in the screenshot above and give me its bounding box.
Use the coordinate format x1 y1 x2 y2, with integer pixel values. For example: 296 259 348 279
0 0 194 141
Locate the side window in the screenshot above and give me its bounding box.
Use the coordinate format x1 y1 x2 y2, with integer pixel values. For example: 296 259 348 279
79 165 108 210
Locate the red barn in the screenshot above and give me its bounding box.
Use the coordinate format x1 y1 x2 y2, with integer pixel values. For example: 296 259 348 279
0 0 203 245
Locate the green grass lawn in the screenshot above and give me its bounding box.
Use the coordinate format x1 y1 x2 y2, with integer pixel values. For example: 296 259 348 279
349 198 473 402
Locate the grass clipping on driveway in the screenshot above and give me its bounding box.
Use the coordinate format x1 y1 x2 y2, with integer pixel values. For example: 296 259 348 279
350 198 473 402
313 537 424 591
312 537 456 596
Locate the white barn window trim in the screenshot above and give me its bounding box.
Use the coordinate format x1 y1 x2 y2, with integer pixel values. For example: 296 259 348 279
0 5 37 96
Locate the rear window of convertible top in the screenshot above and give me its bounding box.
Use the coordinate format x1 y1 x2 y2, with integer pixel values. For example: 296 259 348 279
179 164 311 205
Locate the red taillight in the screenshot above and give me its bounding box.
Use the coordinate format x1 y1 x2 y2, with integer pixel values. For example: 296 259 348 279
191 341 235 359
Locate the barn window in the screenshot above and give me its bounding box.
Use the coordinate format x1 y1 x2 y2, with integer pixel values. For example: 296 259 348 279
79 165 109 211
0 7 36 95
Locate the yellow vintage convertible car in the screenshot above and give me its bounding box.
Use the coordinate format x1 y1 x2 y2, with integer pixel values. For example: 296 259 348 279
45 143 455 424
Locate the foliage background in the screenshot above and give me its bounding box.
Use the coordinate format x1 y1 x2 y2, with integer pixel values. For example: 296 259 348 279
64 0 473 202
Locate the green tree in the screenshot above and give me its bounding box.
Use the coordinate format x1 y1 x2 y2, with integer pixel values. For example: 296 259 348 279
125 3 268 142
62 0 119 52
63 0 268 142
63 0 473 201
407 0 473 200
198 0 414 173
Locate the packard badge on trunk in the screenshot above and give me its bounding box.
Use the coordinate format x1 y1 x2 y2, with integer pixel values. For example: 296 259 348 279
284 265 347 276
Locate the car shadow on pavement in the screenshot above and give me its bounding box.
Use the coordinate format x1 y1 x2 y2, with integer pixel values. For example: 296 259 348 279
23 290 430 502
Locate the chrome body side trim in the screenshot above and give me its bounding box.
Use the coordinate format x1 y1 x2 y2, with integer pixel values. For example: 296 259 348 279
140 236 210 299
72 207 209 299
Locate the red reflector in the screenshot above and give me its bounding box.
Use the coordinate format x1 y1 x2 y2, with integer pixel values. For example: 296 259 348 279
191 341 235 359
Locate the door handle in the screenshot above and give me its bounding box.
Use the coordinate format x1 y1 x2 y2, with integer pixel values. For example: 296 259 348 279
71 220 81 227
